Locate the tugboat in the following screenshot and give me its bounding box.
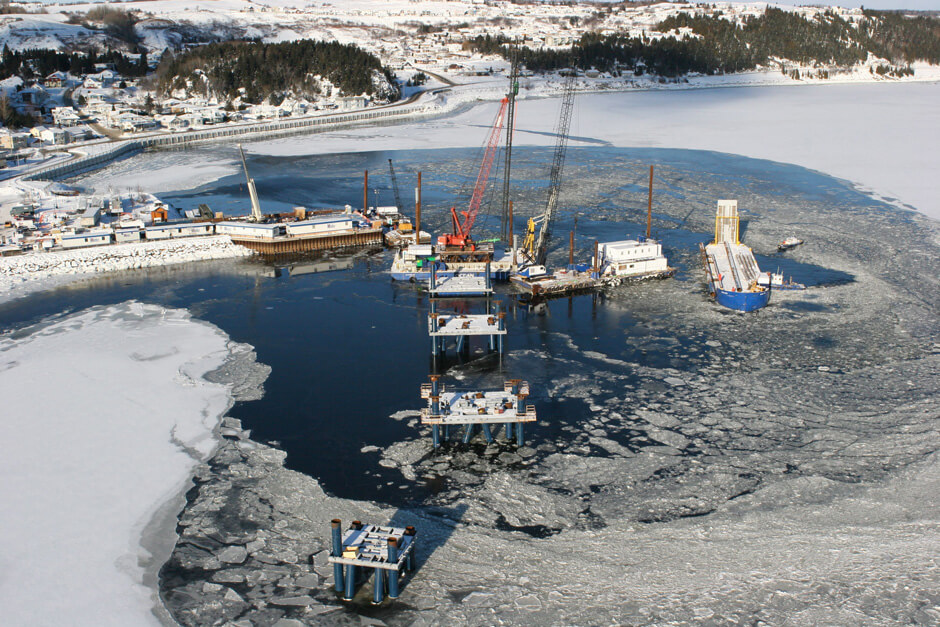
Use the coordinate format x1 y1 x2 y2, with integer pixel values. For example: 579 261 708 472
777 237 804 252
700 200 770 312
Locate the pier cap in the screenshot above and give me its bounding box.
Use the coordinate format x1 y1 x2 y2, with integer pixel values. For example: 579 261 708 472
352 520 362 529
388 537 399 547
404 526 416 536
331 518 341 528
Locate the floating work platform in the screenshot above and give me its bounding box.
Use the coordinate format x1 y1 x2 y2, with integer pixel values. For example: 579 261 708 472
420 376 535 447
328 519 417 604
428 297 505 356
511 265 600 298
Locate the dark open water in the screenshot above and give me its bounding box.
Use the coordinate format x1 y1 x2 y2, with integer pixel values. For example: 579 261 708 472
0 145 872 506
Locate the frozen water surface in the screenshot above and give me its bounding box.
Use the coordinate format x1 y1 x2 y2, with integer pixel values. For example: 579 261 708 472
2 143 937 625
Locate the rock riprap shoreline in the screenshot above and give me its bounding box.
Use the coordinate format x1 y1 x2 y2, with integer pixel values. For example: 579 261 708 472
0 236 255 290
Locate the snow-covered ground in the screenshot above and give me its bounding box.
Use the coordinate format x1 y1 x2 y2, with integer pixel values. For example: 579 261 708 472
248 80 940 221
0 236 256 303
0 302 270 626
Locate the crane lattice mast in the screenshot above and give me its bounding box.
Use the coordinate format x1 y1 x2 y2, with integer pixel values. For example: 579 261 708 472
499 56 519 243
533 73 576 266
439 97 509 248
388 159 404 213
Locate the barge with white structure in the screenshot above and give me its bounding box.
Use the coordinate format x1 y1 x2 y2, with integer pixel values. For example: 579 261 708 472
594 237 675 283
390 242 513 281
700 200 771 312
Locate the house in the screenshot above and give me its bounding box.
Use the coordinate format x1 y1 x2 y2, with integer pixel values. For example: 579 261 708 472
337 96 369 111
0 131 30 150
120 115 159 133
52 106 81 127
164 116 190 132
39 127 69 145
43 71 69 89
66 126 93 143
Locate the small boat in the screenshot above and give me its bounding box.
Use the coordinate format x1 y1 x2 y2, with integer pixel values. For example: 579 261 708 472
758 271 806 291
777 237 803 252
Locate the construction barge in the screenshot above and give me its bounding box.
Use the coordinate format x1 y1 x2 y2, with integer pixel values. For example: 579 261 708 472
219 218 383 254
700 199 771 312
512 237 674 298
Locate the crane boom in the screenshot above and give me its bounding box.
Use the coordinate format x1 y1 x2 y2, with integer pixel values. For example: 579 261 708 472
439 97 509 248
388 159 404 213
239 143 263 222
532 73 575 266
499 59 519 242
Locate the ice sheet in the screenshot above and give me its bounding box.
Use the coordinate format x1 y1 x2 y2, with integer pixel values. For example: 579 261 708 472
0 301 269 626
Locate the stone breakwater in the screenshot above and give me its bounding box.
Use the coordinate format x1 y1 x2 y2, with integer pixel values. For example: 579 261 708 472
0 236 256 290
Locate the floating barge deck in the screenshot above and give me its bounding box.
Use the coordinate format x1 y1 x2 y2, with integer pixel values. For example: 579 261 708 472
511 267 600 297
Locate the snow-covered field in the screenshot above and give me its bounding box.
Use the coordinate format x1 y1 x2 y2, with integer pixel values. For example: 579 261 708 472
0 236 255 303
0 302 269 626
248 80 940 221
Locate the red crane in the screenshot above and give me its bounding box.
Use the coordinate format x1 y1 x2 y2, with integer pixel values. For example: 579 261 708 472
438 97 509 249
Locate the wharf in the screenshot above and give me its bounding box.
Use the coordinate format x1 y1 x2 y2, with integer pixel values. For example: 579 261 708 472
230 227 382 254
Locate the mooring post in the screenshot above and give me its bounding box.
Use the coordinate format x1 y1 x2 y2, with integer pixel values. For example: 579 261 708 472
344 562 356 600
331 519 344 592
373 567 385 604
404 526 417 571
387 537 400 598
429 300 439 356
431 376 441 448
482 423 494 443
498 311 505 354
430 263 437 291
485 261 492 291
516 422 524 446
462 423 474 444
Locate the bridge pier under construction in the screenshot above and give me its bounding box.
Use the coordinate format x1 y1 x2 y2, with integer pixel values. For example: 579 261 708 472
420 376 535 447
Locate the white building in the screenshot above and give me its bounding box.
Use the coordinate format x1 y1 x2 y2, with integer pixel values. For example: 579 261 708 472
52 107 82 127
285 215 356 236
215 222 285 239
61 230 112 249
